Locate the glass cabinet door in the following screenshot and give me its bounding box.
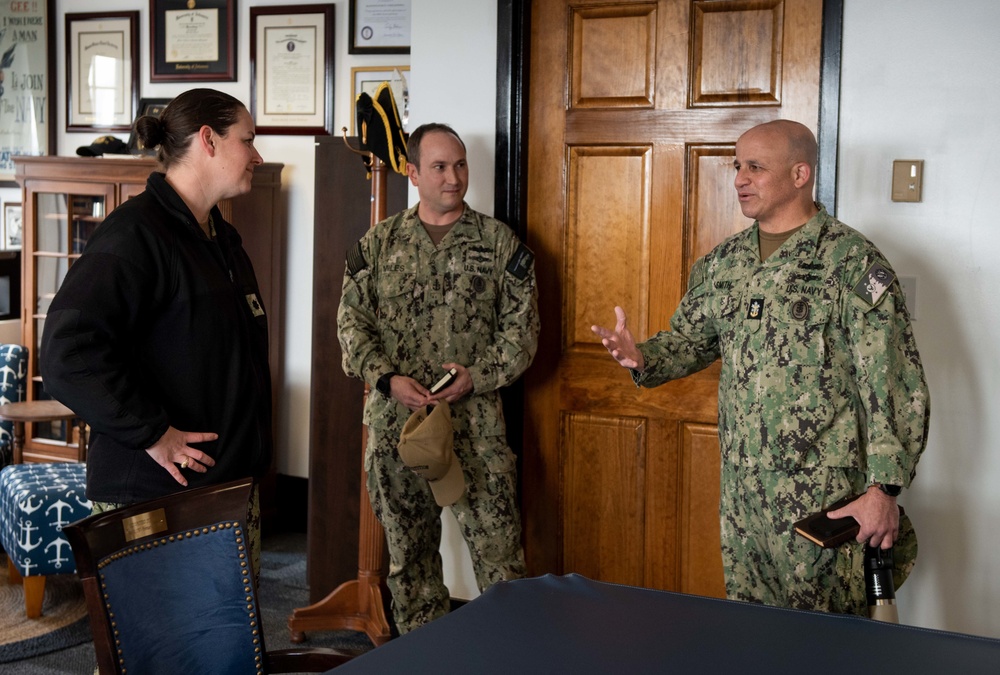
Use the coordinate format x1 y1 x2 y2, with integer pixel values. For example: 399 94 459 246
28 188 108 448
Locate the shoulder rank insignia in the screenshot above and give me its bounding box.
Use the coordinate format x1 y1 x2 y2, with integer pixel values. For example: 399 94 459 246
852 262 895 306
506 243 534 280
346 241 368 276
246 293 265 317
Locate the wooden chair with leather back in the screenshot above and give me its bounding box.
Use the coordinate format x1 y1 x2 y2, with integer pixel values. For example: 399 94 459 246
64 477 359 674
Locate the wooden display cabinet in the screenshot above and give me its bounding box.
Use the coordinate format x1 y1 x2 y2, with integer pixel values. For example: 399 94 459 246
14 156 285 465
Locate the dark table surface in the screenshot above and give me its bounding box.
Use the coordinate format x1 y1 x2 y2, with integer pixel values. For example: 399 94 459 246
330 573 1000 674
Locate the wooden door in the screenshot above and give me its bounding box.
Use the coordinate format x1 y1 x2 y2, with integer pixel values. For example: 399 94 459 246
522 0 823 597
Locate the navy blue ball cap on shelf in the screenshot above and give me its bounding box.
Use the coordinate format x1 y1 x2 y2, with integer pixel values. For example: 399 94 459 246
76 135 129 157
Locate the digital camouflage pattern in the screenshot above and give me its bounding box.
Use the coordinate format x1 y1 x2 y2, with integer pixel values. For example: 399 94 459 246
338 203 538 633
634 205 929 613
720 463 917 613
339 204 539 438
365 435 526 631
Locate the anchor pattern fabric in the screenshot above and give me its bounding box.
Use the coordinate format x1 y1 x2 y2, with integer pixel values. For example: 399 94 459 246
1 462 90 577
0 344 27 467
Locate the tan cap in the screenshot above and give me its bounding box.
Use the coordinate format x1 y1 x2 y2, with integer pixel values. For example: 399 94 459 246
397 401 464 506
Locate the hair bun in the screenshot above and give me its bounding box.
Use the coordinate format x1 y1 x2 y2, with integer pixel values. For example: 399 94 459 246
135 114 166 151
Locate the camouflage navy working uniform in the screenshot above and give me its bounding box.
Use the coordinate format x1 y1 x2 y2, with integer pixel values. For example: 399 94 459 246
338 202 539 633
633 205 929 614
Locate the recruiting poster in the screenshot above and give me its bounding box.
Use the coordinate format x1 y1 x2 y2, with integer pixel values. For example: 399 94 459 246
0 1 52 181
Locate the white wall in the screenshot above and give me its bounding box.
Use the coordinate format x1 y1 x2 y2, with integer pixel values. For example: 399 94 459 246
838 0 1000 637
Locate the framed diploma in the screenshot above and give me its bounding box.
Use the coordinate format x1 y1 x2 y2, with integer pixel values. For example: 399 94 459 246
150 0 236 82
250 5 334 136
349 0 410 54
0 0 56 183
65 12 139 132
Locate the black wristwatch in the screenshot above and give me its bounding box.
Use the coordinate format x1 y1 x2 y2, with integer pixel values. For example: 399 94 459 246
876 483 902 497
376 372 396 397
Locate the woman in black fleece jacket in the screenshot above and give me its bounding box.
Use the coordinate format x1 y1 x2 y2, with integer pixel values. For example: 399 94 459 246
40 89 272 546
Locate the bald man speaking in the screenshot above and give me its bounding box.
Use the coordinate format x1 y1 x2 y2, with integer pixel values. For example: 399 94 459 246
592 120 930 614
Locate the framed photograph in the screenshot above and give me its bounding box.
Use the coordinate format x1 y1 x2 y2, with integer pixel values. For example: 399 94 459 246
150 0 236 82
3 203 21 250
126 98 172 155
250 5 334 136
349 0 410 54
350 66 409 134
65 12 139 132
0 0 56 183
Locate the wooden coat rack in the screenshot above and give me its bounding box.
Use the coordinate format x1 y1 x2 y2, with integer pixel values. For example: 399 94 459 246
288 145 394 647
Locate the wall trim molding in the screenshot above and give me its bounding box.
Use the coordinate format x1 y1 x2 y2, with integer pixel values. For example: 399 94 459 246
494 0 530 239
817 0 843 213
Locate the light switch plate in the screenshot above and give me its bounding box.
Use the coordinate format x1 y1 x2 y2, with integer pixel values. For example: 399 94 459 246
891 160 923 202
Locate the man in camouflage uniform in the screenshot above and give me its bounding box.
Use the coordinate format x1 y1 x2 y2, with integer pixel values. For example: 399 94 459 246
592 120 929 614
338 123 539 633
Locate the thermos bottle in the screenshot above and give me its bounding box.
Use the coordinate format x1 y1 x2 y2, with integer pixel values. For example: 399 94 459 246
864 544 899 623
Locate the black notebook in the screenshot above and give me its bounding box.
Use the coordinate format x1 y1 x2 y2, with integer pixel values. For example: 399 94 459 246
793 493 904 548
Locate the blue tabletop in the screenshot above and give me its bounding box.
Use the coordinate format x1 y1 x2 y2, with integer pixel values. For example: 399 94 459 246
331 573 1000 674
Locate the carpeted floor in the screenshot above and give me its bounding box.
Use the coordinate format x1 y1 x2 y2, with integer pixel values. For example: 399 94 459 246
0 561 90 664
2 531 374 674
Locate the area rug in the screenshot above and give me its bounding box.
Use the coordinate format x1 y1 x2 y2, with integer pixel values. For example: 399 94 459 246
0 556 91 663
256 536 376 654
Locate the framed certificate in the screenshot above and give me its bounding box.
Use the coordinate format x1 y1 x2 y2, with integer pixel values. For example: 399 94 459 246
150 0 236 82
3 202 21 250
65 12 139 132
0 0 55 183
349 0 411 54
250 5 334 136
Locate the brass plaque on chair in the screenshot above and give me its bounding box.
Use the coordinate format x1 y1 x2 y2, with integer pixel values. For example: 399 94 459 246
122 508 168 542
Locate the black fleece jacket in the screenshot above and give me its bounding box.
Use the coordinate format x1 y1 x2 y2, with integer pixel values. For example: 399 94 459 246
40 172 272 504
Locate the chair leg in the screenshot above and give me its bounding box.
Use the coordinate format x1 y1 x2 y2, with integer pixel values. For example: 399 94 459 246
7 556 21 584
23 575 46 618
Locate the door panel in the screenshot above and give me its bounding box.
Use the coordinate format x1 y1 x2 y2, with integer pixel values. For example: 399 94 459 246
680 422 726 597
524 0 823 596
566 146 651 348
690 0 785 107
571 4 656 108
561 412 647 585
688 145 746 265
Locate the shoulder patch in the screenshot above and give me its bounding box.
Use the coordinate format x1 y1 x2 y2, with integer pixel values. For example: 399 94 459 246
346 241 367 276
505 243 534 280
852 262 895 306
